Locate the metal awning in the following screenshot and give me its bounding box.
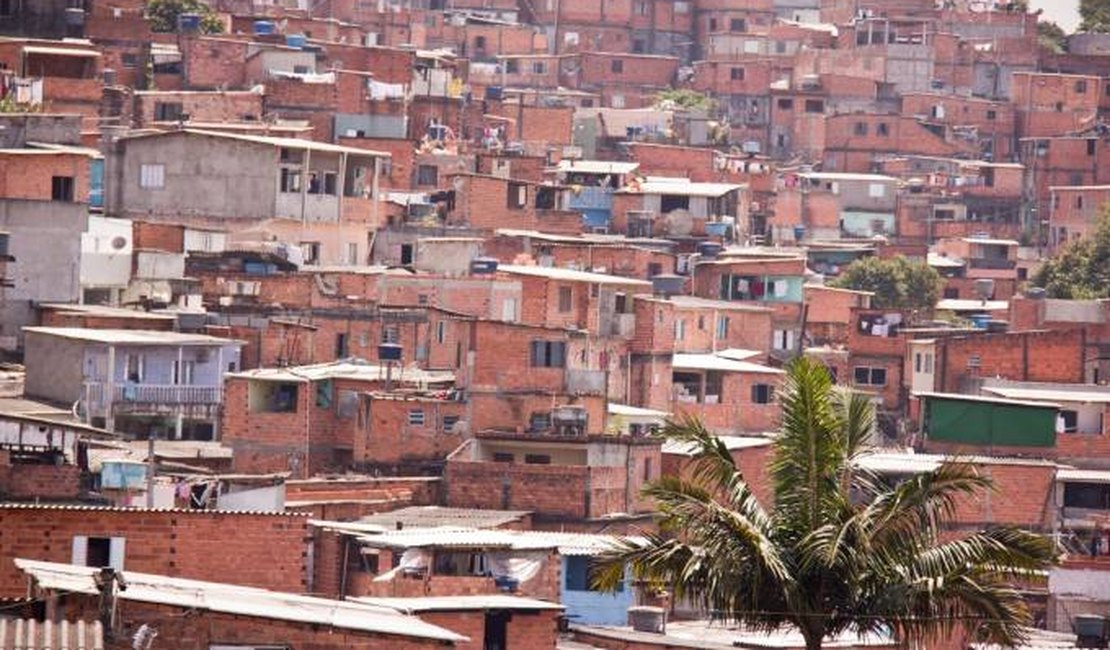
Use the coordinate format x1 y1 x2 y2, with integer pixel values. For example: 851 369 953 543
22 46 100 58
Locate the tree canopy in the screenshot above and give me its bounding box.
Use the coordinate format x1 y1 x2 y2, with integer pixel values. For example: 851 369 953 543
594 358 1056 650
654 89 717 112
146 0 224 34
1031 209 1110 299
828 255 941 310
1081 0 1110 33
1037 21 1069 53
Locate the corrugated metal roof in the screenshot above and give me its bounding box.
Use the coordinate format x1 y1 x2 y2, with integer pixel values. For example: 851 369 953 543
672 353 784 374
608 403 669 418
618 179 743 197
357 526 632 556
499 264 653 286
556 160 640 175
1057 468 1110 484
355 595 563 613
935 299 1009 312
22 327 242 347
356 506 532 530
980 385 1110 404
14 559 466 643
662 435 774 457
22 45 100 57
913 391 1059 409
0 502 307 517
228 360 455 384
124 129 390 158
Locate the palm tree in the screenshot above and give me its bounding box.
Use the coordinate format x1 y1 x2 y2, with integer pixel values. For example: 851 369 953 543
594 357 1056 650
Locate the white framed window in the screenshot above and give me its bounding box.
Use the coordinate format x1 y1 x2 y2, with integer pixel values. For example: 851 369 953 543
72 535 126 571
675 319 686 341
347 242 359 265
408 410 425 426
139 163 165 189
772 329 795 351
853 366 887 386
868 182 886 198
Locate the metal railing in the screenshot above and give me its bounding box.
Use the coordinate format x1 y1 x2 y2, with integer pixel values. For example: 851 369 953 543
85 382 221 408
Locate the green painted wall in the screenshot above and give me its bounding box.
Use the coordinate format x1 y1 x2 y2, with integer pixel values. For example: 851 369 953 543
924 397 1057 447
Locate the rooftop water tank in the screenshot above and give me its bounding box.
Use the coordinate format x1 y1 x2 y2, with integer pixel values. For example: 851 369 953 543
697 242 722 259
285 33 307 49
378 343 403 362
651 274 685 297
253 20 276 35
470 257 499 275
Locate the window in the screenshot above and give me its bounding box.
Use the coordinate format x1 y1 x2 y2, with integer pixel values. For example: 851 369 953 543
557 286 573 312
1063 482 1110 509
877 122 890 137
1059 410 1079 434
531 61 546 74
300 241 320 265
868 183 887 198
381 324 400 344
914 353 922 373
72 536 125 571
643 457 652 480
854 122 868 136
435 320 447 344
773 329 794 351
1076 80 1088 94
853 366 887 386
660 194 690 213
416 164 438 186
777 98 794 110
139 163 165 189
565 556 621 592
675 318 685 340
442 414 460 431
408 410 426 426
279 168 300 193
507 182 527 209
697 315 705 331
709 18 718 31
716 316 729 339
121 53 139 68
986 109 997 121
474 35 487 50
335 333 349 358
635 1 648 15
347 242 359 265
730 18 746 32
530 340 567 367
804 99 824 113
524 454 551 465
323 172 338 195
154 101 183 122
125 353 144 383
611 59 624 74
674 1 689 13
751 384 774 404
1089 139 1097 156
51 176 74 201
731 67 745 81
529 412 552 431
173 360 195 385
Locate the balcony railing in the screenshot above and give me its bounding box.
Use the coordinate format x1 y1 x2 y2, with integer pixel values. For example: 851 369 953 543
968 258 1016 270
85 382 222 409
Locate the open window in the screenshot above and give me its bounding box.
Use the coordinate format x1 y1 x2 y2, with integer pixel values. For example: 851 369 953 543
249 381 300 413
72 536 125 571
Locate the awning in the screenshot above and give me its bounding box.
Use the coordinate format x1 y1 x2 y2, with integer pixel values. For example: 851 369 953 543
22 46 100 58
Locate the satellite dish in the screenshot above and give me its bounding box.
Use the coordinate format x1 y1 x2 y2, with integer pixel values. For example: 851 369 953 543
111 236 128 250
665 209 694 237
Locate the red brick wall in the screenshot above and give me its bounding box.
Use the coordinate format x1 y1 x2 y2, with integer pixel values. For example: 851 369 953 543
355 395 468 467
132 221 184 253
935 329 1086 392
446 460 590 519
0 505 309 597
0 152 90 203
0 454 81 501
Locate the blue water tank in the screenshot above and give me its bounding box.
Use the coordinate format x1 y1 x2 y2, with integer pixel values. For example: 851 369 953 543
793 225 806 241
286 33 307 49
470 257 499 275
177 12 201 32
253 20 276 35
485 86 503 101
697 242 722 259
378 343 403 362
968 314 991 329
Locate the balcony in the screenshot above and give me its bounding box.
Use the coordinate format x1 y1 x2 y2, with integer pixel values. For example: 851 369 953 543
968 258 1016 270
565 186 614 212
85 382 222 413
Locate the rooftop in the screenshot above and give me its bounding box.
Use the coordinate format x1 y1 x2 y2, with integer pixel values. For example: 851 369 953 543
556 160 640 175
22 327 241 347
673 353 784 374
667 295 775 313
980 382 1110 404
15 559 465 644
123 129 390 158
499 264 653 286
913 391 1060 409
935 299 1009 312
354 595 563 613
356 506 532 530
228 360 455 385
618 178 744 197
